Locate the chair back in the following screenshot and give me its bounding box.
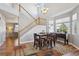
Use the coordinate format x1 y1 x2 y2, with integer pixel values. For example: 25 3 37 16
34 33 40 41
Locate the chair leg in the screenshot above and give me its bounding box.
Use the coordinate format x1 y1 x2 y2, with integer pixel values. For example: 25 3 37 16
39 42 42 50
47 41 49 47
53 41 55 47
64 39 66 45
36 44 38 49
50 40 53 48
66 40 68 45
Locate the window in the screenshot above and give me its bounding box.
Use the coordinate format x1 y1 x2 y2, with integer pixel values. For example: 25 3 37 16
56 24 61 32
72 13 77 34
48 13 78 34
56 17 70 33
48 20 54 33
14 24 18 32
72 13 77 21
56 17 70 24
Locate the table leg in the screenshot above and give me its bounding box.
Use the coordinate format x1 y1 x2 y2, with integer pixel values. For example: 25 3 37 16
39 41 42 50
50 40 53 48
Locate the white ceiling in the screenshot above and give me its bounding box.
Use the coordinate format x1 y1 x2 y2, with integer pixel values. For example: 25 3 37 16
44 3 79 17
0 9 17 19
21 3 79 19
21 3 38 18
1 3 79 20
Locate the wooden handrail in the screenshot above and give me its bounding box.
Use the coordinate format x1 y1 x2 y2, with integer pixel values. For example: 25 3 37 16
19 4 36 20
17 4 38 36
18 4 38 34
20 20 37 36
19 17 46 35
19 19 37 33
18 4 46 36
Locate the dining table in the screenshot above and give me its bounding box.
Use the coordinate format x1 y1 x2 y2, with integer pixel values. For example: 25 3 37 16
34 32 68 50
37 33 55 49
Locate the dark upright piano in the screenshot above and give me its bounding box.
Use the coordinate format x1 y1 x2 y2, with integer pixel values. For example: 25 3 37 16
55 33 68 45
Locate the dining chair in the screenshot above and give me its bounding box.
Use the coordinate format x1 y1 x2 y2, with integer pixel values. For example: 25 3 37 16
47 33 57 47
33 33 40 49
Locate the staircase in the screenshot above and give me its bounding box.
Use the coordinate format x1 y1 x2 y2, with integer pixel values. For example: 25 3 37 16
17 4 46 45
19 4 46 37
19 19 37 36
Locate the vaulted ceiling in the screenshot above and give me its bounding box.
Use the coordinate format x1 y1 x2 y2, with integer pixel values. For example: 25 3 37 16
21 3 79 19
43 3 79 17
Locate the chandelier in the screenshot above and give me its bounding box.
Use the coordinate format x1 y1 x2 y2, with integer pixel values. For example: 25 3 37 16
35 3 48 14
41 8 48 14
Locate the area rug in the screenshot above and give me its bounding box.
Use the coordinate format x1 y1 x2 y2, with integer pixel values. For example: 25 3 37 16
13 41 77 56
27 48 62 56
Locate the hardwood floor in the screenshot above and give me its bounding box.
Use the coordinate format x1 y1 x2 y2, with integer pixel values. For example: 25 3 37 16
0 40 78 56
0 36 15 56
36 48 62 56
64 50 79 56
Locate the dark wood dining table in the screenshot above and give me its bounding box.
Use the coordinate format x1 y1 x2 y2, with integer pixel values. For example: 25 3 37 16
34 32 68 50
37 33 47 49
37 33 55 49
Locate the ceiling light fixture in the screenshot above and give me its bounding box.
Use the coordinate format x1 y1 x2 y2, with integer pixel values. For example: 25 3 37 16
41 8 48 14
35 3 48 14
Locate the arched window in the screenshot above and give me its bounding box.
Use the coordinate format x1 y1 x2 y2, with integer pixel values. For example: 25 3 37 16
72 13 77 34
48 20 54 33
56 17 70 33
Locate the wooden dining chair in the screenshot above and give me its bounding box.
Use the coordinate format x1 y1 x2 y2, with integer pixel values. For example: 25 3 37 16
46 33 53 48
40 35 47 48
47 33 57 48
51 33 57 47
33 33 40 49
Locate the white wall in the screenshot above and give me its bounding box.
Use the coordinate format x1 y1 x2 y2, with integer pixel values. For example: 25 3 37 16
19 12 35 30
0 13 6 46
19 3 37 31
0 4 18 16
15 25 46 46
69 6 79 48
53 5 79 48
21 3 37 18
6 17 18 23
15 25 46 45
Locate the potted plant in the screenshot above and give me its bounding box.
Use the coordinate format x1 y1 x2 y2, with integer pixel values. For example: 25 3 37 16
59 23 68 34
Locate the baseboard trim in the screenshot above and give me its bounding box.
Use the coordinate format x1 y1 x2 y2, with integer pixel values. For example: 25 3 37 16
20 40 34 44
69 43 79 50
57 40 79 49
